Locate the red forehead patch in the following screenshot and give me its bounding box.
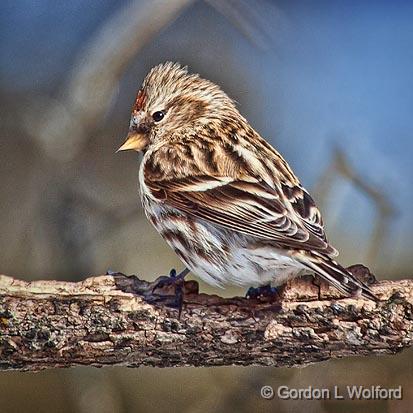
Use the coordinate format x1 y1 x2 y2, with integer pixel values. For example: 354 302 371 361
133 89 147 111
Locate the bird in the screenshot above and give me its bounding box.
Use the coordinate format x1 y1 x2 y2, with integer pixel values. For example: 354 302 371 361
117 62 377 302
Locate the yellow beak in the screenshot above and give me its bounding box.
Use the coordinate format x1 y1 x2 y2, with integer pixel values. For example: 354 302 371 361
117 131 148 152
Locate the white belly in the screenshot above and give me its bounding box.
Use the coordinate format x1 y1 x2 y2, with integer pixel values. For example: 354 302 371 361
142 196 306 288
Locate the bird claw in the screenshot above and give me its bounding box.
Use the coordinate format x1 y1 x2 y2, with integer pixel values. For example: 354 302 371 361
106 269 123 276
152 269 184 292
346 264 377 285
152 268 190 318
246 285 279 301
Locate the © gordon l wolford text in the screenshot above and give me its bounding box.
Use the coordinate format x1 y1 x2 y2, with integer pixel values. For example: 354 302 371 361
260 385 403 400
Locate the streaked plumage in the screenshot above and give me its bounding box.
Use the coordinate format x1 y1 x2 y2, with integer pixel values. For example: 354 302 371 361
118 62 376 300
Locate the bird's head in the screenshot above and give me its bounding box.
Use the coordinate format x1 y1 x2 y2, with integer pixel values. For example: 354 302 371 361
117 62 237 153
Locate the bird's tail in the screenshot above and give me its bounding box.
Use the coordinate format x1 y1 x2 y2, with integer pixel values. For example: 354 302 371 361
298 253 378 301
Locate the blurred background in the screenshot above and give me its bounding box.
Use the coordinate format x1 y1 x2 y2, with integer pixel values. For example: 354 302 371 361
0 0 412 412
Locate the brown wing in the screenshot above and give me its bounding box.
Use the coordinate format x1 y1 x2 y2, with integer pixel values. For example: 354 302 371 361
145 171 337 256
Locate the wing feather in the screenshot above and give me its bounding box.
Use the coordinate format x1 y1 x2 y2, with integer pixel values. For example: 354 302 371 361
145 170 337 255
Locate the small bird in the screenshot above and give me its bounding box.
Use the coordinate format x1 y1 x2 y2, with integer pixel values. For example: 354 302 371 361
118 62 376 301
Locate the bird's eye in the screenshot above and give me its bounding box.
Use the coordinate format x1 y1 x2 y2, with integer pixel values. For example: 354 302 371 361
152 110 165 122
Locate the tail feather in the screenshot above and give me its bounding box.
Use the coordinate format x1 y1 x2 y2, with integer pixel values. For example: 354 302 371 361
299 255 378 301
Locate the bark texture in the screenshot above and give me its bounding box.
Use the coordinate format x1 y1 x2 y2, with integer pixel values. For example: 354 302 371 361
0 270 412 371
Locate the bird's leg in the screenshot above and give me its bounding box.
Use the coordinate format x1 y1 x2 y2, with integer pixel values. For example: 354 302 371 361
246 284 279 301
152 268 190 317
346 264 377 285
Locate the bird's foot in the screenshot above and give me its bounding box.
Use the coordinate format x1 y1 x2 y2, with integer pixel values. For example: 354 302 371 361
106 269 124 276
346 264 377 285
152 268 191 318
246 284 279 302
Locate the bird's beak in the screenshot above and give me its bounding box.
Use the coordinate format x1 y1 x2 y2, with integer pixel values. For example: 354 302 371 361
117 131 148 153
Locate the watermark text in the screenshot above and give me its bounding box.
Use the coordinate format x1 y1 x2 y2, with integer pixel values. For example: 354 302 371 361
260 385 403 400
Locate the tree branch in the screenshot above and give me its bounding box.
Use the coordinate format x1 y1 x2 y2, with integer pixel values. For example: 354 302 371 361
0 270 412 371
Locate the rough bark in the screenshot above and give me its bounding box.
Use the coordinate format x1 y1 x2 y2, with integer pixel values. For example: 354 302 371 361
0 269 412 371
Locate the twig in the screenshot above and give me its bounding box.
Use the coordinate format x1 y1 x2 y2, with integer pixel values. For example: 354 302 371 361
0 272 411 371
314 148 396 265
